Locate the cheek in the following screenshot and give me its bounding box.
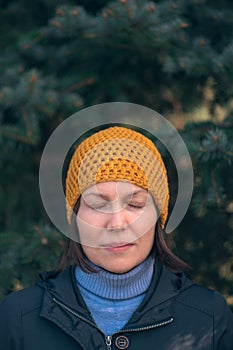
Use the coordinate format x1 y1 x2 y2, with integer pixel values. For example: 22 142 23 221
129 207 157 237
81 244 98 261
76 213 105 246
77 206 107 227
137 225 155 255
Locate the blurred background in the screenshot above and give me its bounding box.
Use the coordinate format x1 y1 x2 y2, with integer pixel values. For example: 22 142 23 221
0 0 233 308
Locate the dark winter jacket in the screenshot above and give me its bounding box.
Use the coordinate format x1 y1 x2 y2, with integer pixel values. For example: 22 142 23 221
0 261 232 350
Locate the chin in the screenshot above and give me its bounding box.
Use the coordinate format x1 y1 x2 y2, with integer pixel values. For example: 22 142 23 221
106 268 131 274
102 262 137 274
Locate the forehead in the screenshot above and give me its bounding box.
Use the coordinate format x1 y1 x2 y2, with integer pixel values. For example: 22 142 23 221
82 181 147 198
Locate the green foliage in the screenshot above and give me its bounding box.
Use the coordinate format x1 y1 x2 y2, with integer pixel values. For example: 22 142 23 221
0 0 233 308
0 225 65 298
198 127 233 164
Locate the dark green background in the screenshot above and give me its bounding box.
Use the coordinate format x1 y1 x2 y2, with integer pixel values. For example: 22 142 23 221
0 0 232 309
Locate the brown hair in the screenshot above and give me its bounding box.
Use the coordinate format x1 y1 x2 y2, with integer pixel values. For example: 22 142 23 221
57 199 191 273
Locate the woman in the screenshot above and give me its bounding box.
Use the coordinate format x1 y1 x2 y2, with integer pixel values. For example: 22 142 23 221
0 125 232 350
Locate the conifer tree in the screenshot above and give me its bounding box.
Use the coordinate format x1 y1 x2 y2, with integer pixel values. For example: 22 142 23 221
0 0 232 307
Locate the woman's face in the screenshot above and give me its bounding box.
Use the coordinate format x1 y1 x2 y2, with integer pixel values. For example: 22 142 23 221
76 181 157 273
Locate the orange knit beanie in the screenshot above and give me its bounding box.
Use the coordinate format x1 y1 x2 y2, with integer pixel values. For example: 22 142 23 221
65 126 169 228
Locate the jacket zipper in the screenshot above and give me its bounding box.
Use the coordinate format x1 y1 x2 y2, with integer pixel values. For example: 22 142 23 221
52 297 97 328
52 297 174 350
105 318 174 349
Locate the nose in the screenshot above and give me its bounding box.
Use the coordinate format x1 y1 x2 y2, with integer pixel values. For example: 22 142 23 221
107 208 127 231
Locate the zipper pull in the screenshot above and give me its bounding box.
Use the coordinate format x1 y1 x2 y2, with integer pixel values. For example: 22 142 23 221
105 335 112 350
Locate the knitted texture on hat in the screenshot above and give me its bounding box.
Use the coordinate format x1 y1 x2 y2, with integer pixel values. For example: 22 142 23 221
65 126 169 228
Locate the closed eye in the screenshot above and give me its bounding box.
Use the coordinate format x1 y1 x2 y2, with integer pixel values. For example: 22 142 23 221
89 203 108 210
84 199 108 210
128 202 145 209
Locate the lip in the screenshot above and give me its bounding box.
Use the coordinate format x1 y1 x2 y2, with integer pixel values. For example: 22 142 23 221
101 242 134 253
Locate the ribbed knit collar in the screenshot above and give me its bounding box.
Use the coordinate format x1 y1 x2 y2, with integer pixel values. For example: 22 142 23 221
75 256 154 300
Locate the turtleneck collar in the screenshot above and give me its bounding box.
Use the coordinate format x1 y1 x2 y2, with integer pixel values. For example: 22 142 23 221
75 255 154 300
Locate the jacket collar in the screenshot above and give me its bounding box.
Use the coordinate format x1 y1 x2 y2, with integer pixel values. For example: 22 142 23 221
38 267 105 349
37 260 194 338
126 260 194 326
37 266 91 317
37 259 193 308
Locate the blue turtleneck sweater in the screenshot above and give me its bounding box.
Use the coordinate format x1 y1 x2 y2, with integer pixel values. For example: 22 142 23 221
75 256 154 336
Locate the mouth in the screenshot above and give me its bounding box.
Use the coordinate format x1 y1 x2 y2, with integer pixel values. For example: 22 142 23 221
101 242 134 253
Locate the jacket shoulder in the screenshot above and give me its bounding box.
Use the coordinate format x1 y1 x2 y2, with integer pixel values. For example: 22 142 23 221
0 284 45 350
176 282 232 318
0 284 43 316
